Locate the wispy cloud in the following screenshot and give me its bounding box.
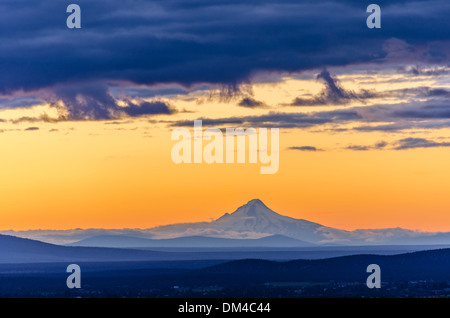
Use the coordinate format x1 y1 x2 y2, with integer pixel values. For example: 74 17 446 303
394 138 450 150
172 109 361 129
291 70 378 106
400 65 450 76
346 141 388 151
12 83 178 122
238 97 266 108
345 139 450 151
288 146 323 151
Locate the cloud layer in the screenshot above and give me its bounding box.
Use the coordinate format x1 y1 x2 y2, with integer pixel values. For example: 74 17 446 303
1 0 449 94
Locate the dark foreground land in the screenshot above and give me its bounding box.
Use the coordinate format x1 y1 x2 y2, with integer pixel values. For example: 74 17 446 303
1 248 450 297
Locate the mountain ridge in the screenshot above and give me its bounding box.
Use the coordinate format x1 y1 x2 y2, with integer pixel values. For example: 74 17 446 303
2 199 450 246
69 234 315 248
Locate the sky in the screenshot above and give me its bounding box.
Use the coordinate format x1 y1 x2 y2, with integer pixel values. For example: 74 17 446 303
0 0 450 231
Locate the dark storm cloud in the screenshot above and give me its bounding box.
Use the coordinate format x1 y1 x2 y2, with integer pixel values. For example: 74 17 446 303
0 97 43 109
291 70 378 106
50 83 120 120
1 0 449 94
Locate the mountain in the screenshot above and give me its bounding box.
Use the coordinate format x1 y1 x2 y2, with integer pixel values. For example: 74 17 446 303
0 234 172 264
145 199 442 245
4 233 425 264
143 199 345 243
193 248 450 284
213 199 326 240
69 234 315 248
3 199 450 246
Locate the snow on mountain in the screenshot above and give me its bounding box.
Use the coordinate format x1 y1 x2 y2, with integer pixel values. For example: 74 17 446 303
144 199 335 242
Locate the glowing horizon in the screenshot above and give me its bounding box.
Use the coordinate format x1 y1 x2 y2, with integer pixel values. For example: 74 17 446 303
1 68 450 233
1 0 450 235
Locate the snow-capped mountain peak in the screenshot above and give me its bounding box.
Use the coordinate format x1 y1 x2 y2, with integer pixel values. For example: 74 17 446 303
218 199 278 220
212 199 324 240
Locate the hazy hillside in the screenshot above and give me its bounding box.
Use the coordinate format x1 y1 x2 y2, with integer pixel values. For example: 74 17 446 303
0 234 168 263
190 248 450 284
69 234 315 248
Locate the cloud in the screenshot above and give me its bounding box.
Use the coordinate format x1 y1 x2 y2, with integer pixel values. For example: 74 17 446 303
10 114 64 124
394 138 450 150
384 87 450 100
1 0 449 95
401 65 450 76
238 97 265 108
38 83 175 121
122 100 174 117
50 83 121 120
172 109 361 129
0 97 43 109
347 95 450 132
374 141 389 148
427 89 450 97
171 92 450 135
346 145 371 151
345 138 450 151
354 120 450 133
346 141 387 151
393 103 450 120
291 70 378 106
288 146 322 151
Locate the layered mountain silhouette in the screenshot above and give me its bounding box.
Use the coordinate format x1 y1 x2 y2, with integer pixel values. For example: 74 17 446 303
0 234 170 263
189 248 450 284
69 234 314 248
3 199 450 246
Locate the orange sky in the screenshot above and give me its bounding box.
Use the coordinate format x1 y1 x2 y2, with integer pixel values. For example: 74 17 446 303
1 70 450 232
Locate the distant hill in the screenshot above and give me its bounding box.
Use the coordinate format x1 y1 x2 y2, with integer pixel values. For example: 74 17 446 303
188 248 450 284
69 234 315 248
0 234 170 263
7 233 447 264
1 247 450 297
